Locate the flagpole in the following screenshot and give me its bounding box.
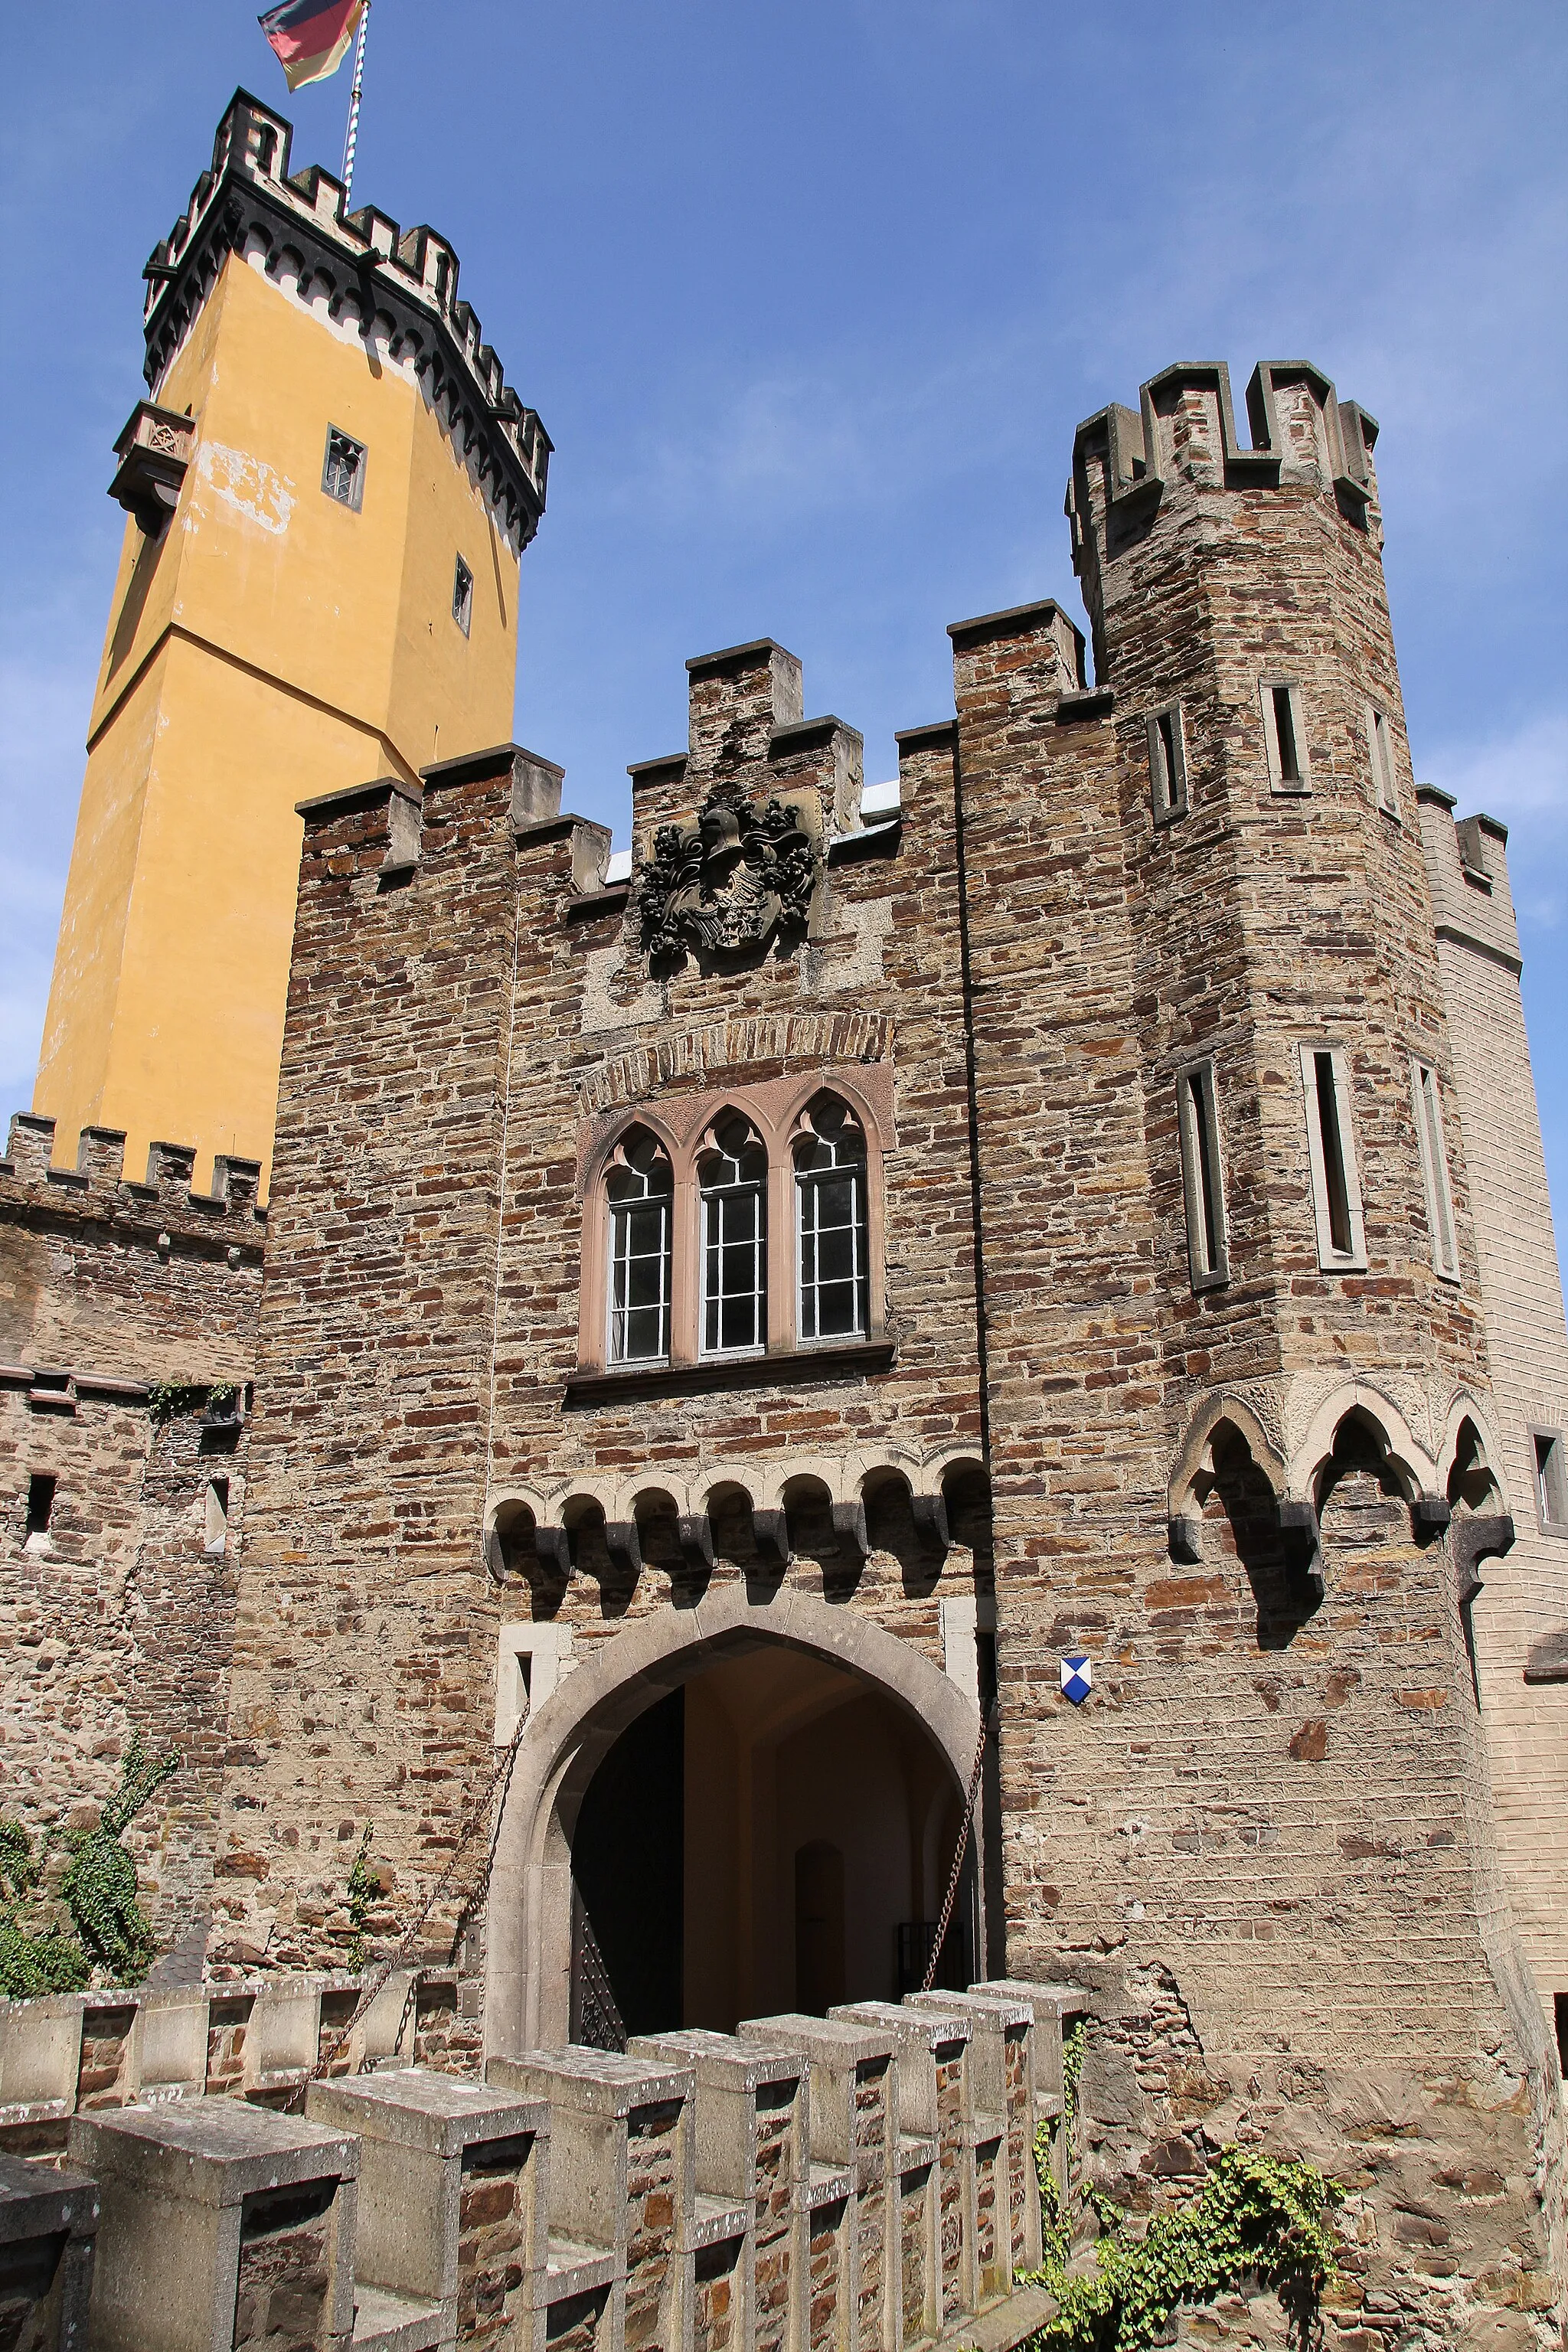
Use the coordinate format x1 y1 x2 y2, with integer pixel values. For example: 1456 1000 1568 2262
341 0 371 206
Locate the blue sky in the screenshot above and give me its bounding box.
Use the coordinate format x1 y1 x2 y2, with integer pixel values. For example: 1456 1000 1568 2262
2 2 1565 1254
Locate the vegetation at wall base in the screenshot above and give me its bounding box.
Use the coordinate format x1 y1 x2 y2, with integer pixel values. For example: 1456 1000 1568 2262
345 1825 378 1971
0 1733 180 1996
1026 2021 1341 2352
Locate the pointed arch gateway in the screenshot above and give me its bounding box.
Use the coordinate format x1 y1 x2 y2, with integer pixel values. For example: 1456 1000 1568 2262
485 1589 986 2058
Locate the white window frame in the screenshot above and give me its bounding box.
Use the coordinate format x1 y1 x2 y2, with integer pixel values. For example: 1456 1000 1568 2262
1260 678 1310 795
1176 1058 1229 1290
795 1138 870 1344
1366 702 1400 817
606 1169 671 1367
700 1142 767 1359
1532 1427 1568 1537
1299 1044 1367 1271
1409 1057 1460 1283
1147 704 1188 824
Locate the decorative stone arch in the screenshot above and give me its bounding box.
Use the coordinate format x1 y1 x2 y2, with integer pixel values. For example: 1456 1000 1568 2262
1167 1393 1288 1522
484 1586 986 2058
1435 1392 1511 1516
1288 1382 1436 1510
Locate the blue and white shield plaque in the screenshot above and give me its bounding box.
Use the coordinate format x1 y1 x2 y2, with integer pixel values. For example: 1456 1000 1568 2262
1060 1654 1092 1706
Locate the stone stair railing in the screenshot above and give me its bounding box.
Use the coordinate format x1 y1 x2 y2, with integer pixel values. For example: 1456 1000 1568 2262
0 1978 1086 2352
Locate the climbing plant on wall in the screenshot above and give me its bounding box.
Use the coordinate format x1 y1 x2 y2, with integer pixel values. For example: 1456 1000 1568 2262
0 1733 180 1997
1025 2019 1341 2352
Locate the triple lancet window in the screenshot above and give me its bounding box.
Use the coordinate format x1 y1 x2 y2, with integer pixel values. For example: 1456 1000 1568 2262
595 1091 875 1371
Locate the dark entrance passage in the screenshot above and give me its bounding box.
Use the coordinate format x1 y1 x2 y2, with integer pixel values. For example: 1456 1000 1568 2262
567 1643 965 2043
570 1686 684 2042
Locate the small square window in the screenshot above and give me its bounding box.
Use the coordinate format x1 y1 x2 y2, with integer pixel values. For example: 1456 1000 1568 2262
24 1472 55 1549
1148 704 1188 823
322 426 366 510
1261 680 1309 795
452 554 474 636
1534 1429 1568 1534
1367 703 1400 816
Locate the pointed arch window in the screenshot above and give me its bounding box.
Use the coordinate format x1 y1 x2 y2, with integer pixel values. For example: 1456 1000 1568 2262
795 1096 869 1342
606 1129 673 1364
699 1116 768 1355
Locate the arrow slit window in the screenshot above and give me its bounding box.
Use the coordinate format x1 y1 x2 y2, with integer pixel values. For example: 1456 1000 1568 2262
1410 1057 1459 1282
795 1094 869 1341
1302 1044 1367 1271
1176 1060 1228 1289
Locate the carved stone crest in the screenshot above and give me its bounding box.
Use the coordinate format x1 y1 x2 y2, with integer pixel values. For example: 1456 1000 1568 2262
635 792 818 965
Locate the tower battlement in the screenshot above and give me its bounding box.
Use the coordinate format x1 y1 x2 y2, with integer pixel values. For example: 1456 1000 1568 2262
141 90 550 548
1067 358 1379 578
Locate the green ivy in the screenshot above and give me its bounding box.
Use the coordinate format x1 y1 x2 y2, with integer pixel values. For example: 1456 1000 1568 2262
0 1817 89 1996
148 1380 239 1425
345 1826 377 1971
1024 2020 1340 2352
0 1734 179 1997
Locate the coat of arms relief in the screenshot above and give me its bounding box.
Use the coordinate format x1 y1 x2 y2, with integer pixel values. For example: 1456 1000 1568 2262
635 792 820 966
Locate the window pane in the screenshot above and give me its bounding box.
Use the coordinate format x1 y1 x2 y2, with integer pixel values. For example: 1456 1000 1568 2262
815 1281 858 1337
720 1293 759 1350
625 1305 663 1357
817 1225 855 1285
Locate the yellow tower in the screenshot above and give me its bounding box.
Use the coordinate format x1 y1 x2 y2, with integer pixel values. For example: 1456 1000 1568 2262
35 91 550 1192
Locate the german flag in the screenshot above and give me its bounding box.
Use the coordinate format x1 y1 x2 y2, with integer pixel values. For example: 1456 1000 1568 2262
257 0 365 90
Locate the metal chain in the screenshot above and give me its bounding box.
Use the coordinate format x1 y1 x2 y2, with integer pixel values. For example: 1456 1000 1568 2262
306 1707 530 2089
920 1704 992 1994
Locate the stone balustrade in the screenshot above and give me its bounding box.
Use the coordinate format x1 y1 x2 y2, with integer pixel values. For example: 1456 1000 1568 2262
0 1977 1086 2352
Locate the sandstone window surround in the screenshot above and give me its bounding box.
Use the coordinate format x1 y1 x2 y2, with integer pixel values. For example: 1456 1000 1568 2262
1146 703 1189 824
1299 1043 1367 1272
204 1476 230 1555
575 1082 888 1380
1533 1427 1568 1538
1175 1058 1229 1292
321 424 366 511
1366 701 1401 818
1260 678 1310 795
1409 1057 1460 1285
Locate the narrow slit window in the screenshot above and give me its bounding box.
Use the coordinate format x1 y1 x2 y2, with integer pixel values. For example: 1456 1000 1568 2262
1367 703 1399 815
700 1117 768 1357
1535 1431 1568 1531
1302 1044 1367 1269
795 1095 870 1341
204 1477 230 1554
1410 1058 1459 1282
1262 681 1308 792
1148 705 1187 821
452 554 474 636
24 1473 55 1543
606 1130 673 1365
322 426 366 510
1176 1061 1228 1288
